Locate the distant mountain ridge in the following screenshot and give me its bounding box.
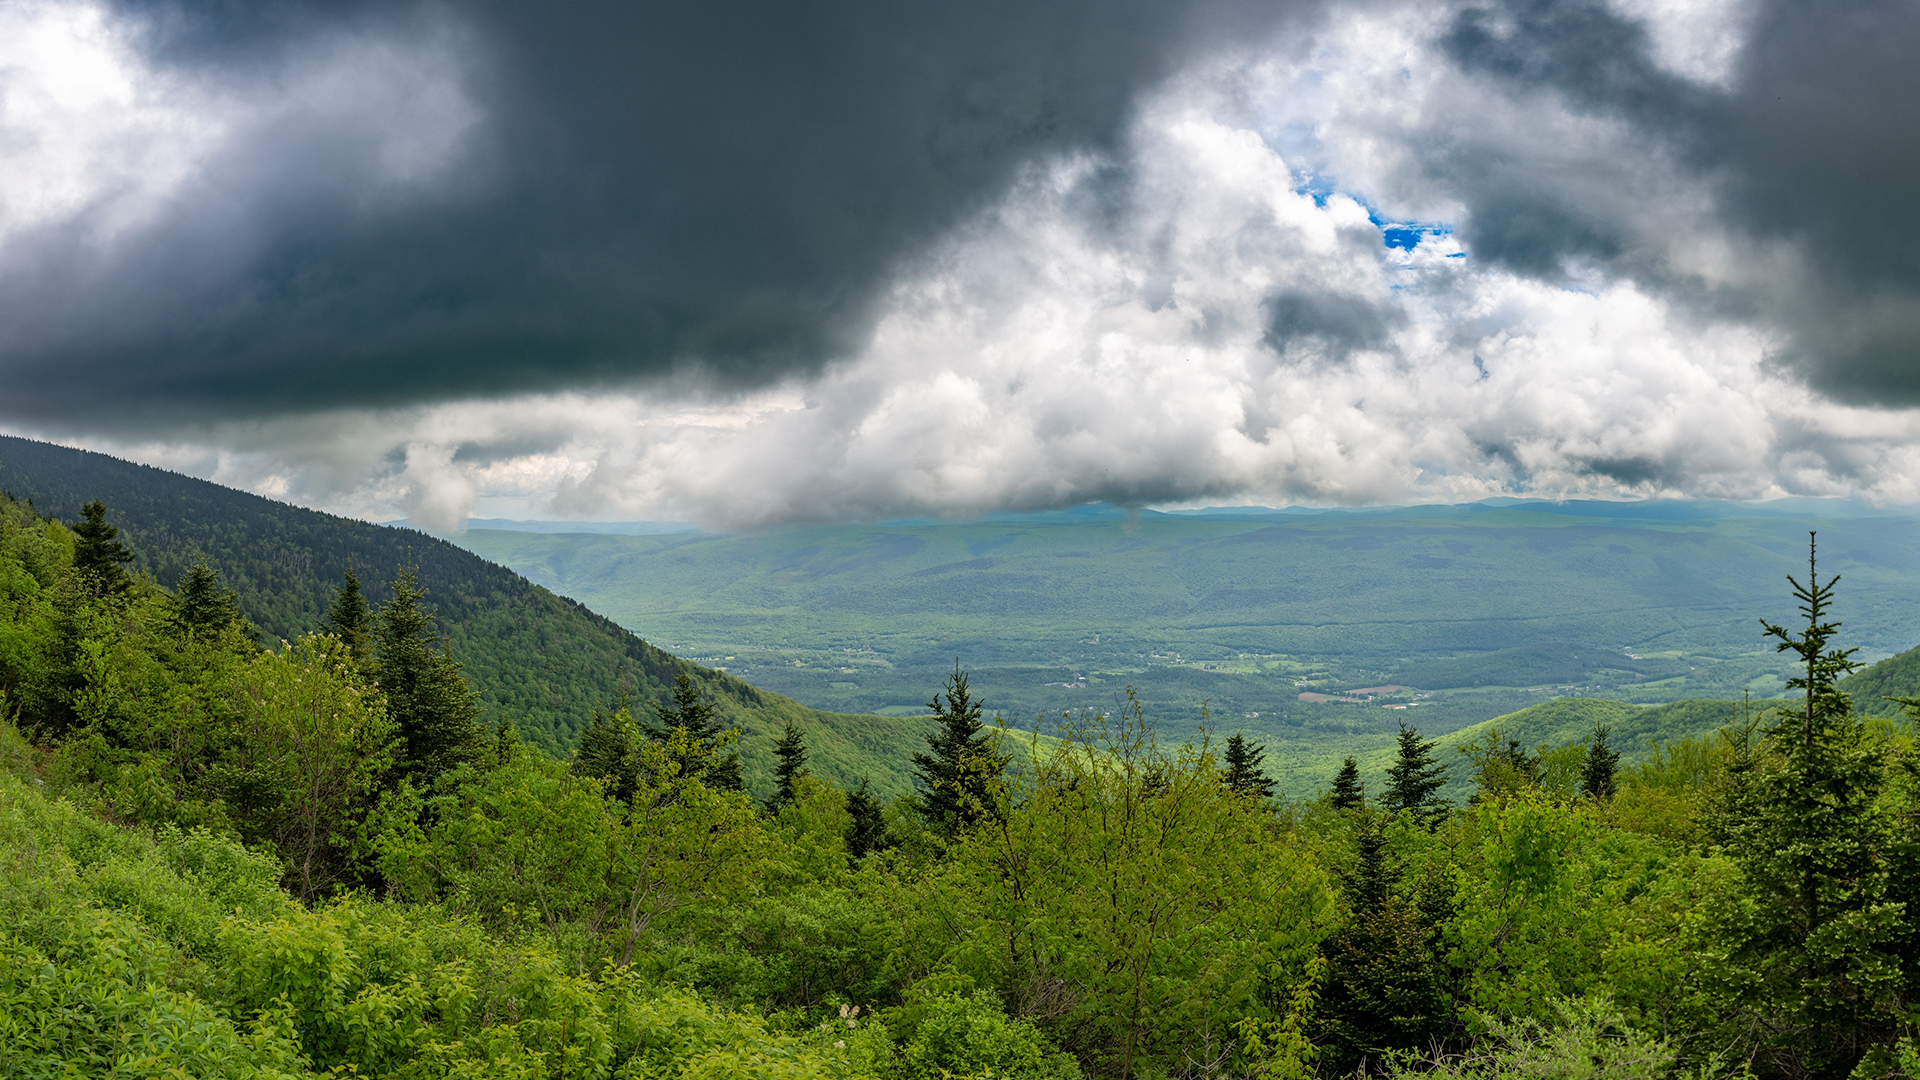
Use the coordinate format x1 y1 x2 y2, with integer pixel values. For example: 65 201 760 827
0 435 928 793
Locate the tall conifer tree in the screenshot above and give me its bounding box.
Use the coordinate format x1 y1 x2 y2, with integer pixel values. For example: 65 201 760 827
1580 723 1619 800
169 555 250 643
1319 808 1451 1069
648 664 743 791
844 778 890 864
1328 756 1364 810
912 661 1007 837
70 500 135 593
1713 533 1901 1077
768 721 808 811
324 563 372 661
1382 722 1447 826
1222 733 1275 799
574 706 643 803
374 566 484 782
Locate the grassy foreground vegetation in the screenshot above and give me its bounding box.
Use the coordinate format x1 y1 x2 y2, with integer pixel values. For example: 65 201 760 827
11 486 1920 1077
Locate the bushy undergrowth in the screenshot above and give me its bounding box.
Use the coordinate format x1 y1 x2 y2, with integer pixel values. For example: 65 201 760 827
0 767 884 1080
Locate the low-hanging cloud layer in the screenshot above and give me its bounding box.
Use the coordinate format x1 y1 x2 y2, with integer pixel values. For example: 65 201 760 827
5 0 1920 530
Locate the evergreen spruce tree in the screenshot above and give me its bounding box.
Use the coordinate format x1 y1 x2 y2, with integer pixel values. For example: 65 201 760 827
652 664 719 740
70 500 135 593
845 778 891 864
324 563 372 661
374 566 484 783
573 707 643 803
1580 723 1620 800
912 661 1009 837
1319 808 1452 1070
490 716 521 767
1222 733 1276 799
169 555 250 643
1712 533 1902 1077
1382 722 1448 827
768 721 809 811
648 664 743 791
1328 756 1364 810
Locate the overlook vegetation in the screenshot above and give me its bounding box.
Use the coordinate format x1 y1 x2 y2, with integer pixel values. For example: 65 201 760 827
10 463 1920 1078
0 435 925 795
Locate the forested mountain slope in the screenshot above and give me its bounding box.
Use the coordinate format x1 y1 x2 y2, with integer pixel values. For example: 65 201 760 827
0 435 925 788
1842 644 1920 711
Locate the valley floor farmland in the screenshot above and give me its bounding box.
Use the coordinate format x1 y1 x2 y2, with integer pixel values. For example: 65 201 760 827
449 498 1920 795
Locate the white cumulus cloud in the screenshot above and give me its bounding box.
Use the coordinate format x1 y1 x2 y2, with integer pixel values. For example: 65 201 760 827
14 0 1920 529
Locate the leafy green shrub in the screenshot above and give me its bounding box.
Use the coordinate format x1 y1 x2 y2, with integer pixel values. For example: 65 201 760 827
1381 996 1736 1080
0 712 33 780
0 915 313 1080
215 896 882 1080
899 993 1081 1080
607 978 880 1080
376 733 765 971
0 773 312 1078
668 885 900 1012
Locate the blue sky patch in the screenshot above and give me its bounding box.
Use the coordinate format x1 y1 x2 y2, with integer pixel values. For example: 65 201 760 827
1368 208 1453 251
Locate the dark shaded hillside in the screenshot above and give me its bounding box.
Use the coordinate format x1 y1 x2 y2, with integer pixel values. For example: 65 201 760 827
0 436 926 787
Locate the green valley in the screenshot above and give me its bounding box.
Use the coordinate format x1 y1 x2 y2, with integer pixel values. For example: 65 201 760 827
448 499 1920 795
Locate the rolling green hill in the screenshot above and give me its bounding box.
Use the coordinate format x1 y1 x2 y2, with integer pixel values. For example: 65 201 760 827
1841 645 1920 713
1273 697 1752 803
1442 697 1749 760
0 436 933 795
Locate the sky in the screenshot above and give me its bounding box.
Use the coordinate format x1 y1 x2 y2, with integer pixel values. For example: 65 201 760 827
3 0 1920 530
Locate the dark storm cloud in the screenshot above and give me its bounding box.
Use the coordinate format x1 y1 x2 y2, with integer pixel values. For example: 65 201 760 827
1436 0 1920 402
1262 289 1403 359
0 0 1319 425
